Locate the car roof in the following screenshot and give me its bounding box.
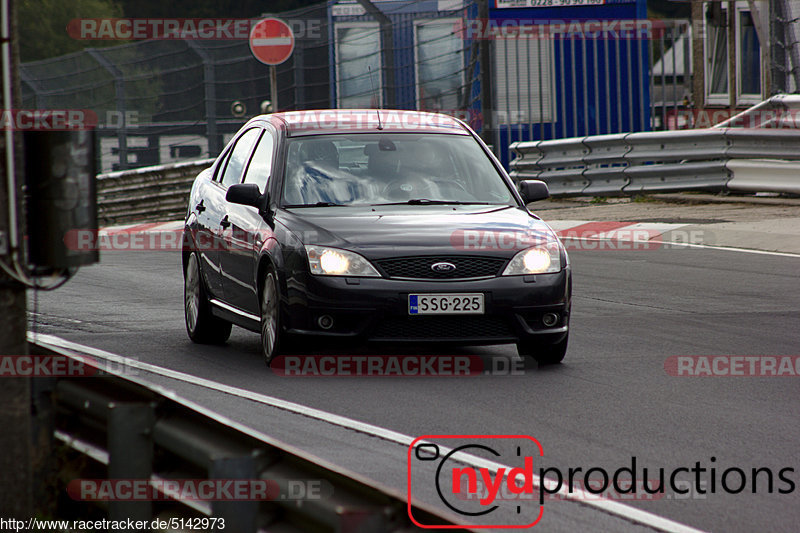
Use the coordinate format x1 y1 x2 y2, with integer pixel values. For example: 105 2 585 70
258 109 469 137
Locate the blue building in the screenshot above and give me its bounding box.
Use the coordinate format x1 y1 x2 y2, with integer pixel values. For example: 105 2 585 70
327 0 650 166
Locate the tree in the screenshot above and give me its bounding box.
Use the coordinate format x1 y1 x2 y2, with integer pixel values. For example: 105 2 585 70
18 0 123 62
115 0 320 18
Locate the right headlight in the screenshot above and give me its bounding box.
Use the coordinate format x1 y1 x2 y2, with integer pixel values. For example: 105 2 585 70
304 245 381 277
501 241 562 275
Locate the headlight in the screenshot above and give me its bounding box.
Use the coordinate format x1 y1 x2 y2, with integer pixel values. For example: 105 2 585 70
305 245 380 277
502 241 561 275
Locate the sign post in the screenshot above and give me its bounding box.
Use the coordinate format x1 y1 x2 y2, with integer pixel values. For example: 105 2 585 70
249 18 295 113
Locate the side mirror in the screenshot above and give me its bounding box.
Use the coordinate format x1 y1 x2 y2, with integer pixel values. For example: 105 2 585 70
226 183 263 208
518 180 550 203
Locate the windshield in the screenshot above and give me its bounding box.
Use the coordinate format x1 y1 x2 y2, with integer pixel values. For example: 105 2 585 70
281 133 516 207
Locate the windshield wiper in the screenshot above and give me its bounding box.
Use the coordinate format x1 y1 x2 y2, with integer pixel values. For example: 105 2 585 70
284 201 346 208
372 199 496 206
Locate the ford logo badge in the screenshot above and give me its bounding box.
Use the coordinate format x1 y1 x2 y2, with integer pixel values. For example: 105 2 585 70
431 262 456 273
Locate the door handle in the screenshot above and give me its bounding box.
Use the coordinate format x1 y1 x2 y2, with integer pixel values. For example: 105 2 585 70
220 215 231 229
195 199 205 213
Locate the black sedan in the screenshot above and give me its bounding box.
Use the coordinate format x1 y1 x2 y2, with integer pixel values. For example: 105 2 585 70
183 110 571 365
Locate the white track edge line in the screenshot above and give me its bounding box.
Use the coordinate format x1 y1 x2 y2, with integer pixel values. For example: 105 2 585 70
32 333 462 525
32 333 708 533
560 236 800 258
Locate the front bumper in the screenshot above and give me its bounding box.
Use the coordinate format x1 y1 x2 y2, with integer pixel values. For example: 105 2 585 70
283 268 571 345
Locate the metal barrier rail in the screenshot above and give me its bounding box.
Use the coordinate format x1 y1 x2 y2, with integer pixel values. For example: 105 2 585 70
509 129 800 196
29 335 471 532
97 159 214 225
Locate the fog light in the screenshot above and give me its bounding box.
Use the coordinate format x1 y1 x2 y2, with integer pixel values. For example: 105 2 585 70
542 313 559 327
317 315 334 330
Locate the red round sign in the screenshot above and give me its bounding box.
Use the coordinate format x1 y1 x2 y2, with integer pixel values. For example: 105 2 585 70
249 18 295 65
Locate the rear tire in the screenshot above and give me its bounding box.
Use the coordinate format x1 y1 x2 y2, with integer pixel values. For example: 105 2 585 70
184 252 232 344
517 334 568 366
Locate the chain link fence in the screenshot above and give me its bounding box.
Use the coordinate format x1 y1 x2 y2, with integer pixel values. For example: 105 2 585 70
20 0 706 174
21 2 332 173
19 1 483 174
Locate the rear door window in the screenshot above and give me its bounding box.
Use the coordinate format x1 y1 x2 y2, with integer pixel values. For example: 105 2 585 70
242 129 276 194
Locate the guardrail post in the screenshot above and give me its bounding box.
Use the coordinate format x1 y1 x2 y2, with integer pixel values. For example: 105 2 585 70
30 376 57 517
107 402 156 523
210 454 260 533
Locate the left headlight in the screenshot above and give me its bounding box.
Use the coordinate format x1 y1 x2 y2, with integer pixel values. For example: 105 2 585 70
501 241 562 275
304 245 381 277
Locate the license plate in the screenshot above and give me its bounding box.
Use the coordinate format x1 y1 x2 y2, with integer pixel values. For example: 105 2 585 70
408 293 484 315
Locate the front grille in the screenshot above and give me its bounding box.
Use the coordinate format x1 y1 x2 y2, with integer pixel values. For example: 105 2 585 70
375 256 506 280
371 316 514 340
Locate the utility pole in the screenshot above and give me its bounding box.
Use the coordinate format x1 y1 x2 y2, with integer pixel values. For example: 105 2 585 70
479 0 493 147
0 0 31 519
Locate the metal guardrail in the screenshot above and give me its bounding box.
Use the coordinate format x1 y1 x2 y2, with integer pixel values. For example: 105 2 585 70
29 335 470 532
509 129 800 196
96 126 800 224
97 159 213 225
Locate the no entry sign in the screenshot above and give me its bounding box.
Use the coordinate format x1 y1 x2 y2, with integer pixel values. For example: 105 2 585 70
249 18 295 65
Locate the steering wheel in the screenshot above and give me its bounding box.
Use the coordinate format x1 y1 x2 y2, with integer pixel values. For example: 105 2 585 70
382 177 435 200
430 177 471 197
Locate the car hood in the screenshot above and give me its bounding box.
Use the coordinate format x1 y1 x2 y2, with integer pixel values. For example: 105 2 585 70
277 205 559 260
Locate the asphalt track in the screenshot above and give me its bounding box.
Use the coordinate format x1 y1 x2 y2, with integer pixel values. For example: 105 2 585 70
29 242 800 532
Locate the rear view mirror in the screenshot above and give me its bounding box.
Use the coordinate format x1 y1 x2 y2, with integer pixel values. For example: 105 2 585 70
226 183 263 208
518 180 550 203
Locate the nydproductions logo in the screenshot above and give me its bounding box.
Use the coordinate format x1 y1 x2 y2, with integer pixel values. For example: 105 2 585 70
409 439 797 529
407 435 544 529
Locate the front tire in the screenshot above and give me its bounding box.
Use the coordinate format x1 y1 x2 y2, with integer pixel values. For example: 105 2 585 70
184 252 232 344
260 267 283 366
517 334 568 366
